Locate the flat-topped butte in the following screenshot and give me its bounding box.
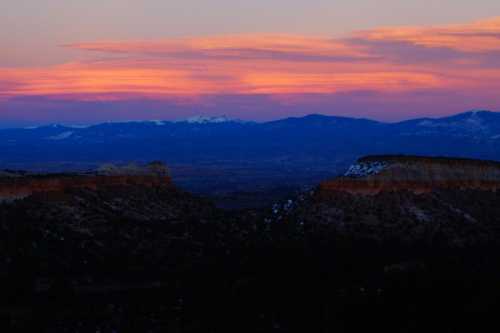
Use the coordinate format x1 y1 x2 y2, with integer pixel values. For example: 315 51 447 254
321 155 500 194
0 162 171 201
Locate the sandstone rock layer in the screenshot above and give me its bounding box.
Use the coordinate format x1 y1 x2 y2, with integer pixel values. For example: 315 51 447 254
320 155 500 194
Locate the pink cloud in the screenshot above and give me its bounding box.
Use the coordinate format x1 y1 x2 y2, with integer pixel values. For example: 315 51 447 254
1 17 500 122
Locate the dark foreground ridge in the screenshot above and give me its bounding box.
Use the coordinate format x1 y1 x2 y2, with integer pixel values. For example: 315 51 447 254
2 158 500 332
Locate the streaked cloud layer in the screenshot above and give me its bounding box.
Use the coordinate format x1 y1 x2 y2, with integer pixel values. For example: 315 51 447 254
2 17 500 123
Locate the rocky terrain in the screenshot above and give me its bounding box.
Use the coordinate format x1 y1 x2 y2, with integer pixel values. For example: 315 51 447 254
0 162 171 202
320 155 500 194
2 157 500 332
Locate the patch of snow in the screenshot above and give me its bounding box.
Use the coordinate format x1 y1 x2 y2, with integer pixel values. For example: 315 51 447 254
406 205 431 222
271 199 296 221
47 124 67 129
344 161 388 178
96 120 168 126
418 112 487 132
272 203 280 215
177 115 235 124
46 131 74 140
67 124 91 129
25 124 89 129
470 109 486 115
284 200 293 211
24 124 63 130
464 111 484 127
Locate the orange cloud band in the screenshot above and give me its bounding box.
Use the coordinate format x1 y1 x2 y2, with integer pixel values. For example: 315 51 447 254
1 17 500 102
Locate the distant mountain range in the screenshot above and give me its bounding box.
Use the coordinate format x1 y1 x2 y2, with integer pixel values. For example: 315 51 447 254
1 110 500 193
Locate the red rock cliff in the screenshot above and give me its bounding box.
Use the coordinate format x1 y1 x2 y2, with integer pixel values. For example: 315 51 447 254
319 155 500 195
0 162 172 201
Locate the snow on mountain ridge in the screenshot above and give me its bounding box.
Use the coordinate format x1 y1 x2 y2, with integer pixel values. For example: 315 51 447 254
21 117 243 130
46 131 74 140
416 111 490 131
182 115 235 124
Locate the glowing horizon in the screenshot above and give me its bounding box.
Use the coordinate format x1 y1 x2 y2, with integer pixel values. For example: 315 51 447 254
2 16 500 125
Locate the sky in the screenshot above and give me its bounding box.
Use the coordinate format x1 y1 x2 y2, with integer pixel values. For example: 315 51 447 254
1 1 500 126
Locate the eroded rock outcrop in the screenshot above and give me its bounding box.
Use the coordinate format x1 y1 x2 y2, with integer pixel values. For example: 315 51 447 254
0 162 172 201
320 155 500 195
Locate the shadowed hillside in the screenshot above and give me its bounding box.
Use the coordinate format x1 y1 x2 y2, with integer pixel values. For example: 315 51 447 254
2 157 500 332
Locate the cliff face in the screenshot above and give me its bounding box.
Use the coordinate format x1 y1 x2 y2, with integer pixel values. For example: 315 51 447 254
0 162 172 201
320 155 500 195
